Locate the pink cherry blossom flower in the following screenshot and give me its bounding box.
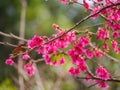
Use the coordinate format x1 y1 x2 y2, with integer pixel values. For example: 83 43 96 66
111 40 120 54
78 36 89 47
37 46 46 54
44 40 58 53
27 40 36 49
74 45 84 55
60 0 67 4
90 6 101 19
68 49 83 65
22 53 30 60
94 80 109 88
67 49 80 63
97 0 103 2
107 11 120 22
105 0 111 4
59 57 65 65
98 82 109 88
85 73 91 82
108 23 120 31
96 66 110 80
96 27 109 40
55 30 76 48
113 47 119 54
76 57 87 71
67 31 76 43
52 23 58 29
103 43 109 52
112 31 120 38
85 49 93 59
111 40 118 48
67 49 75 58
68 67 80 76
5 58 14 66
27 35 44 49
24 64 35 76
83 0 89 9
43 54 51 65
53 61 58 66
93 49 103 58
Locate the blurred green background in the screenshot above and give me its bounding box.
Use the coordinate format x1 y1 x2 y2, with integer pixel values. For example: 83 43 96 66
0 0 120 90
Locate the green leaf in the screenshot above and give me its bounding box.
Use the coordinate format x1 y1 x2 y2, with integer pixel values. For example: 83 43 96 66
51 54 63 62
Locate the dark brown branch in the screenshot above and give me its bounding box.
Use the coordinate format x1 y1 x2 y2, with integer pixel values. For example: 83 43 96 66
76 76 120 88
76 76 120 83
88 82 101 88
45 2 120 44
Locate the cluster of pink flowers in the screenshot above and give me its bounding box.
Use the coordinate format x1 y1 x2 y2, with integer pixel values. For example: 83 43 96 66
68 67 80 76
26 24 76 67
67 35 105 76
103 43 109 51
67 36 89 75
95 66 110 88
93 49 103 58
96 27 109 40
4 0 120 89
90 6 101 19
85 49 93 59
96 66 110 80
111 40 120 54
27 35 44 49
24 64 35 76
89 0 120 38
5 54 32 75
55 29 76 48
112 31 120 38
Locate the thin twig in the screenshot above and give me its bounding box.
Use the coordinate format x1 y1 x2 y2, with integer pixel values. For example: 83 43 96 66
105 53 120 64
74 1 83 6
77 76 120 83
0 31 27 42
89 43 120 64
0 42 17 47
80 23 105 30
18 0 27 90
88 82 101 88
32 59 44 63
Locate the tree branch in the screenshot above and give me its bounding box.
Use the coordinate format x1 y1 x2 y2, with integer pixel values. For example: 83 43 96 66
0 31 27 42
0 42 17 47
76 76 120 83
18 0 27 90
45 2 120 44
